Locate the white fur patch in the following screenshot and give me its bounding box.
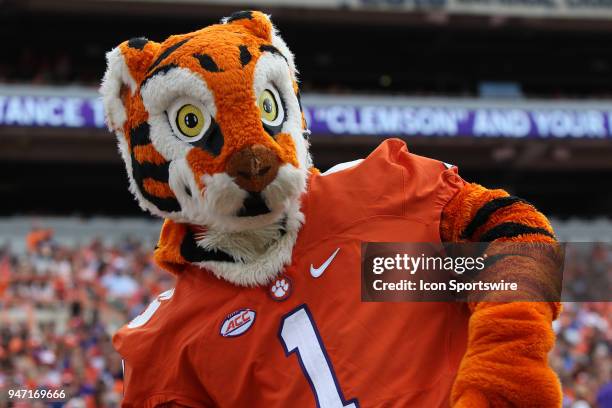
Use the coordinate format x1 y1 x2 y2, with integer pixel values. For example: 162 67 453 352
196 221 285 264
271 27 298 78
100 47 135 132
262 164 307 213
141 67 217 118
168 158 206 218
202 173 249 218
146 114 191 163
194 198 304 286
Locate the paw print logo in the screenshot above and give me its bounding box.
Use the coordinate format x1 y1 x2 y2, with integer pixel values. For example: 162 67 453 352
272 279 289 296
268 275 292 301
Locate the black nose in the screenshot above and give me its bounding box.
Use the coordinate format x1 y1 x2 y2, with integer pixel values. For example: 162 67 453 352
237 192 271 217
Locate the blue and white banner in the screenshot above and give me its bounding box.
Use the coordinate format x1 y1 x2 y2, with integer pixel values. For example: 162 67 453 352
304 102 612 138
0 86 105 129
2 86 612 139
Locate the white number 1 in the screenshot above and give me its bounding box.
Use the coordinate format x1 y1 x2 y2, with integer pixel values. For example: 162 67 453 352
279 305 359 408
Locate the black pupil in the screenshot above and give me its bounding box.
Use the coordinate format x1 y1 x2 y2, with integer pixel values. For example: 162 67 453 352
263 98 273 114
184 112 198 128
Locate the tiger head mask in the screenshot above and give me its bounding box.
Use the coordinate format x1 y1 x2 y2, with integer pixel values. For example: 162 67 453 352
101 11 311 238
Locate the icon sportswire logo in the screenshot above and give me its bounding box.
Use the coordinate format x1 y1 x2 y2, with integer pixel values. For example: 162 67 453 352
310 248 340 278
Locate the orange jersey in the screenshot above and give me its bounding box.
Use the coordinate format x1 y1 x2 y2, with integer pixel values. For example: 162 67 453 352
113 139 471 407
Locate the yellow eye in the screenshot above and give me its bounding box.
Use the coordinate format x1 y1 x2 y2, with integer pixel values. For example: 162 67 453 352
258 90 278 123
176 104 205 138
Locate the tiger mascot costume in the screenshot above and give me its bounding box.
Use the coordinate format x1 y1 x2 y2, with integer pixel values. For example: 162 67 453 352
101 11 562 408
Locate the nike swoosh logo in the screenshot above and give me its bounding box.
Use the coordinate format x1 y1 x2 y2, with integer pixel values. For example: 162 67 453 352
310 248 340 278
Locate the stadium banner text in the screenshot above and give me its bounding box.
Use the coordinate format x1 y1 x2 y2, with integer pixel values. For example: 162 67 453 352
3 86 612 138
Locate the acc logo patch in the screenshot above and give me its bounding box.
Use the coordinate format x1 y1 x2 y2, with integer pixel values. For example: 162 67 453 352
220 308 256 337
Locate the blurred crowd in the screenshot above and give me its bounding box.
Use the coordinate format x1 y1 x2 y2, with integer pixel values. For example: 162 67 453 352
0 49 102 88
0 49 371 96
0 232 174 407
554 244 612 408
563 244 611 303
554 302 612 408
0 49 352 95
0 231 610 407
5 47 612 99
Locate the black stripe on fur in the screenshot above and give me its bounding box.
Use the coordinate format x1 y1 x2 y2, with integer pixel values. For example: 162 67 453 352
461 196 527 240
129 122 152 147
129 123 181 213
479 222 555 242
128 37 148 50
239 45 252 66
148 39 189 73
142 63 178 88
192 119 224 157
194 54 222 72
225 10 253 23
259 45 287 62
296 90 303 112
180 229 236 263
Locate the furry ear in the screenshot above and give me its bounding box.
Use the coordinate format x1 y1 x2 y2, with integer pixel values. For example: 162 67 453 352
223 10 273 42
223 11 298 79
100 38 160 131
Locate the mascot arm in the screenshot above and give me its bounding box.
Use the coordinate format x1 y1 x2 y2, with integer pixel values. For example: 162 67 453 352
440 182 562 408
